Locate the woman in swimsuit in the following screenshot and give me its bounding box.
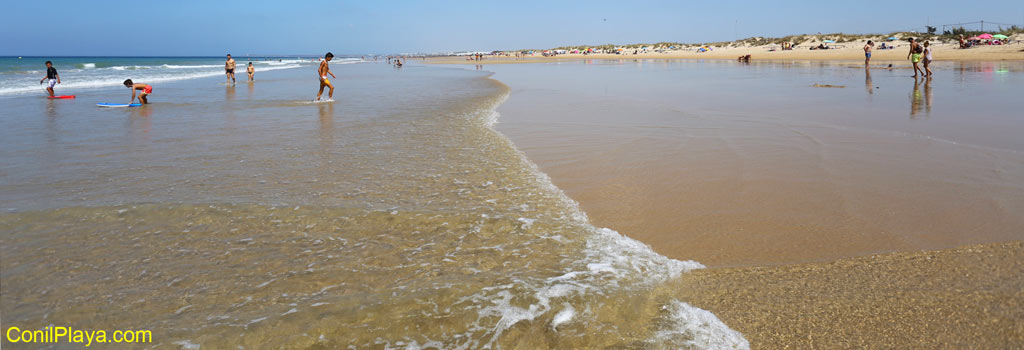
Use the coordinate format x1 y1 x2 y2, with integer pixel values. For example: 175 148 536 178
922 41 933 76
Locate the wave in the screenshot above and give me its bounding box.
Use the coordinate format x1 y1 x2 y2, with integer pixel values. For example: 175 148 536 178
162 64 224 69
110 65 152 70
75 62 117 69
333 59 363 65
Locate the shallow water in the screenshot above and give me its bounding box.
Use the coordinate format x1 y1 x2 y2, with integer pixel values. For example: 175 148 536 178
1 62 743 348
487 59 1024 267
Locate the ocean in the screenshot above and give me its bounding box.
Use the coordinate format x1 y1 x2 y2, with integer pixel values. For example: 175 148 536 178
0 58 747 349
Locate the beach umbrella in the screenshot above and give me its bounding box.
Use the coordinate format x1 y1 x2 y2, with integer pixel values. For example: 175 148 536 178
992 34 1008 39
887 36 898 41
823 39 835 43
978 33 993 39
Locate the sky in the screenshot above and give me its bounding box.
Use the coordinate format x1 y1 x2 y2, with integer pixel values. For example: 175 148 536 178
2 0 1022 56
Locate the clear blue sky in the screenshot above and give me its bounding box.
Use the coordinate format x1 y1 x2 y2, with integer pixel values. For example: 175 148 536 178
2 0 1022 56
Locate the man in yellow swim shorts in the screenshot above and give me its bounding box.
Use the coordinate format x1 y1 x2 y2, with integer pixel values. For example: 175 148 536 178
907 38 924 77
316 52 336 102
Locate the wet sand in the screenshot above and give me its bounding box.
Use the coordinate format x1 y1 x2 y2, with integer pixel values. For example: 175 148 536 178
487 59 1024 267
480 59 1024 347
676 241 1024 349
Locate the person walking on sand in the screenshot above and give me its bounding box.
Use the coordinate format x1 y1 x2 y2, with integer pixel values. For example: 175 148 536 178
39 61 61 97
123 79 152 104
247 62 255 81
922 41 933 76
315 52 336 101
225 54 237 84
863 40 874 67
907 38 924 77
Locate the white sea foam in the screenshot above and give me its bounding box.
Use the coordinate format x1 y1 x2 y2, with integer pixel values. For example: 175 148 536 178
82 63 96 69
516 217 536 229
173 340 201 349
109 65 151 71
175 305 193 315
162 64 223 69
550 304 575 330
333 58 364 65
653 301 751 350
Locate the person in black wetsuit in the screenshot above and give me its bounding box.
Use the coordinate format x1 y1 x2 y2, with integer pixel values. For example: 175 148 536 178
39 61 61 97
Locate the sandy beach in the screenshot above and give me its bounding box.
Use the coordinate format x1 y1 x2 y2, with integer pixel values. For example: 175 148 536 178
426 36 1024 64
675 241 1024 349
7 1 1024 348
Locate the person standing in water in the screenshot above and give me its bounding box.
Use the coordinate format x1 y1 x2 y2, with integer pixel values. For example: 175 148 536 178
315 52 336 102
247 62 255 81
39 61 61 97
225 54 237 84
922 41 933 76
863 40 874 67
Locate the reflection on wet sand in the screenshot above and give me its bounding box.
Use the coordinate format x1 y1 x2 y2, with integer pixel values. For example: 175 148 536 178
924 76 933 114
225 84 236 101
318 101 334 149
44 99 60 144
865 68 873 95
910 77 925 118
128 106 153 142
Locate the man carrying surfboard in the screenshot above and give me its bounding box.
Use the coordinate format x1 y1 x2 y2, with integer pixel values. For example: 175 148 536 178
225 54 237 84
123 79 152 105
315 52 336 102
39 61 61 97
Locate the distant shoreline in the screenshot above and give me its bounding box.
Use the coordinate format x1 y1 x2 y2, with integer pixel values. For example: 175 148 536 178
426 41 1024 64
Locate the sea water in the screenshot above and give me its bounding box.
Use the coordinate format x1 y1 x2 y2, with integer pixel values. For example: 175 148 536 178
0 59 746 348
